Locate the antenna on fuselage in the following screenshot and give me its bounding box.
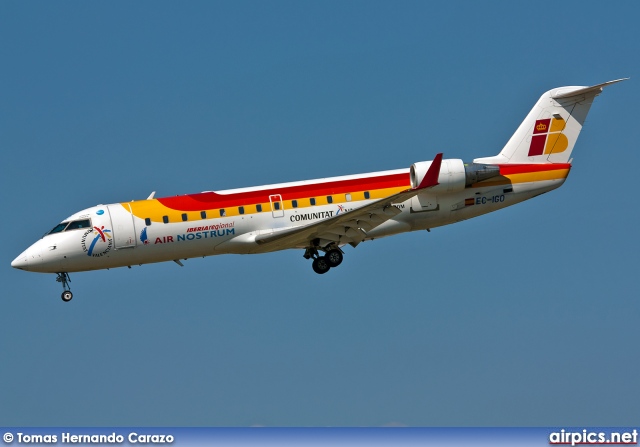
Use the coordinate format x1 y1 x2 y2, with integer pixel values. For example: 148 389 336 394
147 191 156 200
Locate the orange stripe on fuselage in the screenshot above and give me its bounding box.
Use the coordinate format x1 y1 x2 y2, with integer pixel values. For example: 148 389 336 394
127 164 572 223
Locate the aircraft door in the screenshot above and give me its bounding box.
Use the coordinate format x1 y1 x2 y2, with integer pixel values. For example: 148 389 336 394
269 194 284 218
106 204 137 249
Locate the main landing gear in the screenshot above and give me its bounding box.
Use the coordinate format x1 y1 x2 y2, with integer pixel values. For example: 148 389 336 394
56 272 73 302
304 244 344 275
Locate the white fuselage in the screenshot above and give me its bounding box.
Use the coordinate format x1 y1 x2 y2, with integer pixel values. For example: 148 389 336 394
11 163 565 274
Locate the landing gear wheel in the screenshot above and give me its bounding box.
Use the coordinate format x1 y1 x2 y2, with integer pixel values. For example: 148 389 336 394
312 256 331 274
56 273 73 302
326 249 343 267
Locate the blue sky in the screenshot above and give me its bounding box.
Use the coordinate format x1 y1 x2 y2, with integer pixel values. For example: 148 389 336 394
1 1 639 426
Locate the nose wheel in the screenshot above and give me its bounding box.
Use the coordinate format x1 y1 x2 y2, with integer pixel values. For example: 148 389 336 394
56 273 73 302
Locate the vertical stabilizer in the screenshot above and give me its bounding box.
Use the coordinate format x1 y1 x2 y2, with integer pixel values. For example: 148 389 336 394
474 79 627 165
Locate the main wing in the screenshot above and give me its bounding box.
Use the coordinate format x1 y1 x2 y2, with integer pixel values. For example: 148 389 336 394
254 153 443 249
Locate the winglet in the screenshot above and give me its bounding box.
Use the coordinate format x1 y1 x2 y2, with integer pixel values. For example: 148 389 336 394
416 153 443 189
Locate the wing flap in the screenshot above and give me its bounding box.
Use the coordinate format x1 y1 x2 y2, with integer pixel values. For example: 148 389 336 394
254 153 443 249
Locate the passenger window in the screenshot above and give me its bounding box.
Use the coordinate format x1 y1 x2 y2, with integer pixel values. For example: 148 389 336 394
66 219 91 230
182 213 188 222
200 211 207 219
47 222 69 235
163 216 169 224
364 191 370 199
239 206 245 215
220 209 226 217
292 200 298 208
310 198 316 206
256 204 262 212
145 218 151 226
327 196 333 204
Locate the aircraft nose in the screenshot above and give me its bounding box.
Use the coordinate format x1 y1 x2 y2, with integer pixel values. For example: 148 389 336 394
11 241 44 271
11 251 29 270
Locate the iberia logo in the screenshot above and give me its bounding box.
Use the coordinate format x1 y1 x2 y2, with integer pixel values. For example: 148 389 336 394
528 117 569 156
140 227 150 245
81 226 113 257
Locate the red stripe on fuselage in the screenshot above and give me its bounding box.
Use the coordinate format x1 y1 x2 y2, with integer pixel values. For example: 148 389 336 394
497 163 572 175
155 164 571 211
157 172 410 211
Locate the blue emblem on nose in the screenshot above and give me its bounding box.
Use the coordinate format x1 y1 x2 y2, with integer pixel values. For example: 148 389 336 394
96 210 104 215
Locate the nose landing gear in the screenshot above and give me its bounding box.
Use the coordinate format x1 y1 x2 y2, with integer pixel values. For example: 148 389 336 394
56 273 73 302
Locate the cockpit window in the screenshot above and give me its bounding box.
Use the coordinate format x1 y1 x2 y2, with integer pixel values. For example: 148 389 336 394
65 219 92 230
47 222 69 235
46 219 92 236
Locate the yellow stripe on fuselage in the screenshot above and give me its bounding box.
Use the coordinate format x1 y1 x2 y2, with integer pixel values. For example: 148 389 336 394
471 168 570 188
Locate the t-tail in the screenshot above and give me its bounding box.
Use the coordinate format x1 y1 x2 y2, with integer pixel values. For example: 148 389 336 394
475 79 627 165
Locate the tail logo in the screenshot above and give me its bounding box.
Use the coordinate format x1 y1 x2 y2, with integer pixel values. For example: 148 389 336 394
528 117 568 156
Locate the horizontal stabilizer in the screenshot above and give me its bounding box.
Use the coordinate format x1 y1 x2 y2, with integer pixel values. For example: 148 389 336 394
551 78 628 99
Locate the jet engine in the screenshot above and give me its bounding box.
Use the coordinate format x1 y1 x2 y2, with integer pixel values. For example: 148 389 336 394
410 158 501 192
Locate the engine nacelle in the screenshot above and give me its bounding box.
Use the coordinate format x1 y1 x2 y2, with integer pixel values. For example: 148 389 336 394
410 158 466 193
410 159 502 192
463 163 501 185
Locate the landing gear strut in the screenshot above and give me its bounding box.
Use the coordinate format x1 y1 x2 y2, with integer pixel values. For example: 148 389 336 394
56 273 73 302
304 244 344 274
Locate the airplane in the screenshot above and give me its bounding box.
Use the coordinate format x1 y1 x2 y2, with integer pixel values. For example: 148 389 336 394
11 79 626 301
